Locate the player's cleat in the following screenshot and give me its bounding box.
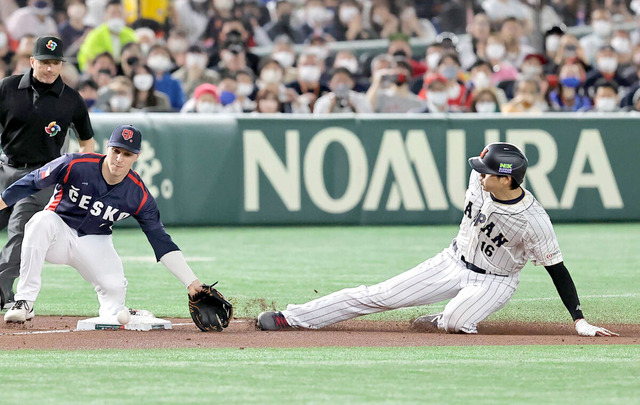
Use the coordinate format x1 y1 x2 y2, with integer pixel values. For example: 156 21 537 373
411 312 442 332
4 300 35 323
257 311 291 330
129 309 155 318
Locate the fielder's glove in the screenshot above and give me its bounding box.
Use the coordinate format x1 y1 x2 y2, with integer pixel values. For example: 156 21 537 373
574 319 619 337
188 282 233 332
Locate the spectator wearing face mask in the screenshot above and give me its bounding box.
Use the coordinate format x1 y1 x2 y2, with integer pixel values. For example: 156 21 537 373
325 0 375 41
181 83 222 113
411 74 451 113
215 72 243 113
584 45 631 99
417 53 465 110
459 60 507 112
501 78 548 113
269 36 298 83
367 58 424 113
77 0 136 72
166 29 190 70
130 63 171 112
548 58 591 112
6 0 59 42
256 57 294 113
485 34 518 86
147 44 186 110
172 45 220 99
590 79 620 112
298 0 334 43
102 75 136 113
499 53 548 100
543 25 564 75
286 52 330 113
331 50 368 92
610 30 637 85
264 0 305 44
580 9 612 65
235 67 256 112
467 13 491 66
398 1 437 40
470 88 502 113
314 67 373 114
172 0 209 45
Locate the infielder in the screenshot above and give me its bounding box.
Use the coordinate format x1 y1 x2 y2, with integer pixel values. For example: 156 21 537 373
2 125 204 322
258 143 618 337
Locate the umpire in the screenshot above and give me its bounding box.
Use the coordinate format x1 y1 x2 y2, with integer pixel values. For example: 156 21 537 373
0 36 95 307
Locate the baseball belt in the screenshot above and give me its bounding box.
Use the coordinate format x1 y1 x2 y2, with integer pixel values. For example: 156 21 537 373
452 240 508 278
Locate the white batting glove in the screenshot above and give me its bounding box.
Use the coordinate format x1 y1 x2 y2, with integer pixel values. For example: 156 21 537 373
574 319 619 337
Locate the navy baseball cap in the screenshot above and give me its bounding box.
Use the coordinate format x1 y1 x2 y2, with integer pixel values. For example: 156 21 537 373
108 124 142 154
33 36 65 61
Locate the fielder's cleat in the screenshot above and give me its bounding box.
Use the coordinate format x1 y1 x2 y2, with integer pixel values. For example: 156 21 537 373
129 309 155 318
257 311 291 330
411 312 442 332
4 300 35 323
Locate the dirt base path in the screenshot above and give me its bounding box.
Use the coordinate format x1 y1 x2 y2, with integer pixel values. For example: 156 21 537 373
0 317 638 350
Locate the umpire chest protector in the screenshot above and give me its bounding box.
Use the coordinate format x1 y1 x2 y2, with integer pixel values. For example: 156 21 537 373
0 71 92 166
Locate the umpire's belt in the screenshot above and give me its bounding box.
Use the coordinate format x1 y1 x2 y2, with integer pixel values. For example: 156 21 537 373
0 154 47 169
452 240 508 277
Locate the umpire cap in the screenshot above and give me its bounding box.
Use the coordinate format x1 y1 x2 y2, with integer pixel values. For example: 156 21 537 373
33 36 65 61
108 124 142 154
468 142 528 185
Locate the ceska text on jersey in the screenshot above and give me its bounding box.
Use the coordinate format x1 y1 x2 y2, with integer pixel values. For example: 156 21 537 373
0 153 178 260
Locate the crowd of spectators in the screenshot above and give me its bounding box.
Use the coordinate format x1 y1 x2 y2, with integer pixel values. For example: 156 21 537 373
4 0 640 114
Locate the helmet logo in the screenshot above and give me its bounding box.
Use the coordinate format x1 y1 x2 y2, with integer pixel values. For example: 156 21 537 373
480 148 488 158
498 163 513 174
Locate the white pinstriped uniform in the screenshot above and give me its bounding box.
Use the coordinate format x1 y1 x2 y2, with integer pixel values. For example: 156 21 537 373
282 171 563 333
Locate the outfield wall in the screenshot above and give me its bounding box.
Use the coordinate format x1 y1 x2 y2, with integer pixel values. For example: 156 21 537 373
86 113 639 225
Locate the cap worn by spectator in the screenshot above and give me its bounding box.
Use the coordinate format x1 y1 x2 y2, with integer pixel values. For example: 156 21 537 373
523 53 547 65
425 73 447 87
436 32 459 49
545 25 566 37
33 36 65 61
193 83 219 102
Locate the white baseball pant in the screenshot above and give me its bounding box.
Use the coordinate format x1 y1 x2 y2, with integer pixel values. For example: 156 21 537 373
282 246 520 333
14 210 128 317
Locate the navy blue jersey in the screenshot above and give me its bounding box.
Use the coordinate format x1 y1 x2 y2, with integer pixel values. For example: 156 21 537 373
1 153 178 260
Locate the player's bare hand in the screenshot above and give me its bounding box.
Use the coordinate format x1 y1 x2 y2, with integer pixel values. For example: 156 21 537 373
574 319 619 337
187 279 204 298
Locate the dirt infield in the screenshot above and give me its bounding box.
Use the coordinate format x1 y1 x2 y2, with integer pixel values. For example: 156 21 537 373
0 317 638 350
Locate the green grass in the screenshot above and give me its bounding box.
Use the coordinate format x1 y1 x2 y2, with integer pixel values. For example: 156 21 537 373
1 345 639 404
14 223 640 324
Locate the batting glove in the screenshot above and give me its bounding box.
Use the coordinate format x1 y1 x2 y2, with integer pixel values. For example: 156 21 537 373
574 319 619 337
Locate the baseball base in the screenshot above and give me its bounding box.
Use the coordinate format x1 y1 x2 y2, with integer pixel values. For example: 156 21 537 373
76 315 172 331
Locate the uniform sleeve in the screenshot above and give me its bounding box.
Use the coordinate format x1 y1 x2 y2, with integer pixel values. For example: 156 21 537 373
524 211 563 266
71 94 94 141
1 154 71 206
133 192 179 260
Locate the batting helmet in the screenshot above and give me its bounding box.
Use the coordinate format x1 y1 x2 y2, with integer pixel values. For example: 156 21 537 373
468 142 528 185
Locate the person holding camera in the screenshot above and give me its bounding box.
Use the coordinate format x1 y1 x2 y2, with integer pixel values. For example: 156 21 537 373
366 58 423 113
313 67 373 114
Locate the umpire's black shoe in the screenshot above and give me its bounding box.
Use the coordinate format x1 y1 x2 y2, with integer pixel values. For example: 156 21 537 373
257 311 291 330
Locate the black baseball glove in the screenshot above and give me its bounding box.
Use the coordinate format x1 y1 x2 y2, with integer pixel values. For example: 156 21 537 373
188 282 233 332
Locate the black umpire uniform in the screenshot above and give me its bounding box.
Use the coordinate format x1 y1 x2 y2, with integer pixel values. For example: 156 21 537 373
0 36 94 305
